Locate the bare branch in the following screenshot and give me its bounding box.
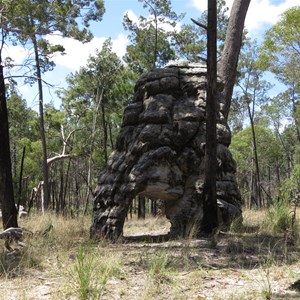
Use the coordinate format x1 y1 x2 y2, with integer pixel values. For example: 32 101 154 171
4 75 55 87
0 227 23 240
191 18 207 30
47 154 72 166
47 127 77 167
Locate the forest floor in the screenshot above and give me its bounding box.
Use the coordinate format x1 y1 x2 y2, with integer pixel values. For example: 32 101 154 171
1 209 300 300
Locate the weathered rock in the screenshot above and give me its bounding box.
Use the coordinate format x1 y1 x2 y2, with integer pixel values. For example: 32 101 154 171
90 62 242 240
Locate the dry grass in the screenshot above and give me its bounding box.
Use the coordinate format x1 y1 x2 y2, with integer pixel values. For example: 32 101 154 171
0 209 299 299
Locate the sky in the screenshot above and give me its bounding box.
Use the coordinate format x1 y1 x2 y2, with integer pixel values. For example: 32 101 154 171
3 0 299 110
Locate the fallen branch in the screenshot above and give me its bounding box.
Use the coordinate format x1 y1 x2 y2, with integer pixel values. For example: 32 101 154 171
0 227 26 251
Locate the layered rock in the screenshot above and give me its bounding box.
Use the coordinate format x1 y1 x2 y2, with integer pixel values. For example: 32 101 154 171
90 61 242 240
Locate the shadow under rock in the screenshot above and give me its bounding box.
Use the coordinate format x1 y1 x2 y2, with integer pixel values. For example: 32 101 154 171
123 233 171 243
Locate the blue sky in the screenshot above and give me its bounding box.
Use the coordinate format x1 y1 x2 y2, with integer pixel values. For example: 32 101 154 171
3 0 299 109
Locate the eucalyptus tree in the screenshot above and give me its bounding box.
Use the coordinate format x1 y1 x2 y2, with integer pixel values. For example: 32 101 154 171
189 0 250 232
230 125 282 207
0 0 105 209
7 92 39 207
235 40 272 207
0 39 18 228
219 0 251 120
260 92 296 179
123 0 184 74
59 39 134 210
0 2 19 227
200 0 219 234
175 0 229 62
259 6 300 143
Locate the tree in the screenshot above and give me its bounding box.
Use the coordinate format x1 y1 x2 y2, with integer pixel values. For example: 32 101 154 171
259 6 300 143
230 125 282 207
200 0 218 234
235 40 272 207
123 0 184 74
0 34 18 228
219 0 251 120
0 0 105 209
7 92 38 208
59 40 134 211
177 0 229 62
191 0 250 233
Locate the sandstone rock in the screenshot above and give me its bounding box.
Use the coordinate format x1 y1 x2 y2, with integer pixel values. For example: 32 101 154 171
90 62 242 240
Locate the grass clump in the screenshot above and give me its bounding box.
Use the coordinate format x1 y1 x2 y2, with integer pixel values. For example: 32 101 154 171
145 250 172 282
69 244 123 300
262 200 293 234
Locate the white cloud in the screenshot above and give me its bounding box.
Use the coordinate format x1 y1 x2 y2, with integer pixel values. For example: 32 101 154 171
112 33 129 59
3 33 128 73
190 0 299 34
2 45 30 65
124 9 140 24
124 9 182 33
18 85 30 94
245 0 299 32
46 33 129 71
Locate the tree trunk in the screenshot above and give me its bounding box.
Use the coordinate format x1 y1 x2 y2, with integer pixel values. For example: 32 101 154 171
291 83 300 143
62 159 71 213
108 121 114 150
17 146 26 209
32 37 50 210
220 0 251 120
150 199 157 217
138 195 146 219
247 103 263 207
101 103 108 164
201 0 219 234
0 64 18 229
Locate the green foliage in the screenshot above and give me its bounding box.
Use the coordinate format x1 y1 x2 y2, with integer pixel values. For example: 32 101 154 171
59 39 133 168
0 0 106 86
279 164 300 201
258 6 300 137
230 125 283 201
263 200 292 233
72 245 96 300
70 245 123 300
259 6 300 83
231 126 282 172
123 0 184 73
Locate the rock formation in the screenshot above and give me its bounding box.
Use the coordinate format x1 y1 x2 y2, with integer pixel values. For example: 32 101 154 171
90 61 242 240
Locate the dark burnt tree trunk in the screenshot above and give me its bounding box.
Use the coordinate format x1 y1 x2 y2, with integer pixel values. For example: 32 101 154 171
201 0 219 234
220 0 251 120
0 64 18 229
138 195 146 219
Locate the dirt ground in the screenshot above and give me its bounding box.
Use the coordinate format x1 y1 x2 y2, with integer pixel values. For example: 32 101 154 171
1 214 300 300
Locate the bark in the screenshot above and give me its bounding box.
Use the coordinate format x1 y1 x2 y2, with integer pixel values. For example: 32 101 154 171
84 87 103 213
101 103 108 164
201 0 218 234
62 159 71 213
220 0 251 120
291 83 300 143
32 36 50 210
108 121 114 149
138 195 146 219
247 103 263 207
0 64 18 229
150 199 157 217
17 146 26 209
